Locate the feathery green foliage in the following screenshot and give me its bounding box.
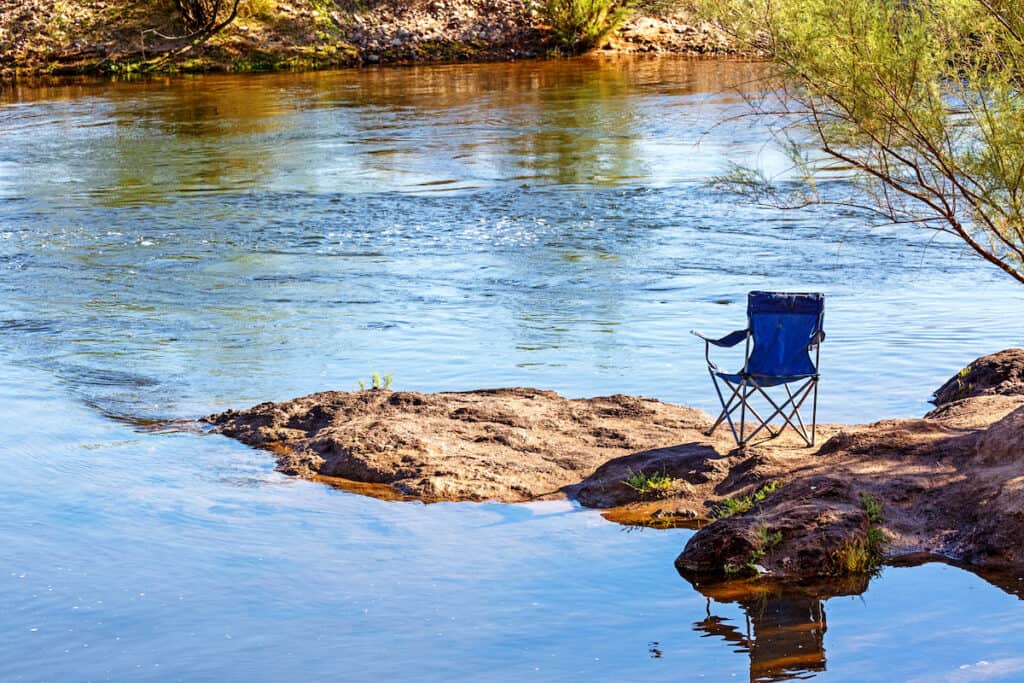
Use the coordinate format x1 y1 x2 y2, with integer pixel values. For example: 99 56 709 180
539 0 634 54
698 0 1024 284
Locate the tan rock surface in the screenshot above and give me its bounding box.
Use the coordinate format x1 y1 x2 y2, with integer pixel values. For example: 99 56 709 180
206 387 713 502
208 349 1024 581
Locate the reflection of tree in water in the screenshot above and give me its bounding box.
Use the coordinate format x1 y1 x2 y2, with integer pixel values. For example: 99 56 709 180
96 77 300 205
690 577 869 683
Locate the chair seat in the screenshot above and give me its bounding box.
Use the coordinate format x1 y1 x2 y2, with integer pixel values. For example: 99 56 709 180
713 371 817 388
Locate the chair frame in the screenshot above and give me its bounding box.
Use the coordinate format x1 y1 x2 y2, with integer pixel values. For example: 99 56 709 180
693 305 824 449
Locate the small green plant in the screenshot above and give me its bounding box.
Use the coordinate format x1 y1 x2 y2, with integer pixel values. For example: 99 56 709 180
713 480 782 519
357 371 394 391
723 525 783 578
621 468 675 497
746 525 782 572
539 0 634 55
860 493 883 525
834 538 873 574
831 493 889 575
953 364 974 397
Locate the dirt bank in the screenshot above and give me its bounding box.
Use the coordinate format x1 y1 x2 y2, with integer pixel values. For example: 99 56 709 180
207 349 1024 582
0 0 738 80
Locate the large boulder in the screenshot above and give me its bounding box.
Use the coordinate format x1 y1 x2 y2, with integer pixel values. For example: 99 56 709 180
675 477 871 581
206 388 712 502
933 348 1024 406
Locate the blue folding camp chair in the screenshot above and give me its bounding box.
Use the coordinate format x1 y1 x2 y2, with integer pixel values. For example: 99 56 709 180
693 291 825 448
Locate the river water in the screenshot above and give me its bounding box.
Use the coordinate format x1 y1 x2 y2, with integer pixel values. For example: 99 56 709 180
1 58 1022 682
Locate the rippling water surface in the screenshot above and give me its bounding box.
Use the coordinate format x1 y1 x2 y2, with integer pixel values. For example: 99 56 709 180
1 58 1023 682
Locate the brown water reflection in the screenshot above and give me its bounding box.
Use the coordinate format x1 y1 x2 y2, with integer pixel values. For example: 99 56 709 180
1 58 770 206
690 576 869 683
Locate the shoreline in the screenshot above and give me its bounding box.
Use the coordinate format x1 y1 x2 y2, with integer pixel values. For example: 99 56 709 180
205 349 1024 585
0 1 741 81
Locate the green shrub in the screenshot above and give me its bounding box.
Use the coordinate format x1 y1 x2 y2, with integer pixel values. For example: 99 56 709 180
539 0 634 54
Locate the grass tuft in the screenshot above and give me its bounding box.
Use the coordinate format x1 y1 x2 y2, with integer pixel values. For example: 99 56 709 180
830 493 889 575
723 524 783 578
713 480 782 519
621 468 676 497
357 371 393 391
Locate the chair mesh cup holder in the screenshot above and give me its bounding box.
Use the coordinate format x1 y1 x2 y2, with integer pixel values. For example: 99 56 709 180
693 291 825 449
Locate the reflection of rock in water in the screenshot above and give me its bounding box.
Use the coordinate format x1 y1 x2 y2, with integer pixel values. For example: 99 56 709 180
690 577 869 683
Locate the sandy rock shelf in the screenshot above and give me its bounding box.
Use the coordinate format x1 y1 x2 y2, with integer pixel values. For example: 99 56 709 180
207 349 1024 583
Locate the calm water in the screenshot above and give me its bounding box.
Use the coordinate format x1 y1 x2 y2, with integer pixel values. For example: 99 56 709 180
1 58 1023 682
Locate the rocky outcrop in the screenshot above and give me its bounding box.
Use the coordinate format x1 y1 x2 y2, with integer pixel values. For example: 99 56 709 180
932 348 1024 406
207 387 712 502
674 350 1024 583
208 349 1024 582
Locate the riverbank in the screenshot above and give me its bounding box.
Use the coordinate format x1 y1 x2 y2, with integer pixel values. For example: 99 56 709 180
0 0 738 80
207 349 1024 583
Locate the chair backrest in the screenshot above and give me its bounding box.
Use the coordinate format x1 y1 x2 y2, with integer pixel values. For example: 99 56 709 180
745 291 824 378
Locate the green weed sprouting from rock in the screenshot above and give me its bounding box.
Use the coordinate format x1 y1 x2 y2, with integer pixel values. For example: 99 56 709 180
357 371 394 391
860 492 883 525
831 493 889 575
621 468 675 497
954 364 974 397
723 524 783 578
747 525 782 572
713 480 782 519
538 0 634 55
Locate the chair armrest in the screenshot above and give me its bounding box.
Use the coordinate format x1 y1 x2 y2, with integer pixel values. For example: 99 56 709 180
691 329 749 347
809 330 826 348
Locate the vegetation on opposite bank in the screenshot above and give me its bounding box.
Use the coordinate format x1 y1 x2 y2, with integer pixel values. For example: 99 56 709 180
0 0 735 79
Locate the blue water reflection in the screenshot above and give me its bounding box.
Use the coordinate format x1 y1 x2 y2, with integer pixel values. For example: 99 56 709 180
1 59 1023 682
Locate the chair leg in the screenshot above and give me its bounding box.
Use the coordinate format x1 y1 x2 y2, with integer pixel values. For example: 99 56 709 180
737 383 778 448
779 384 813 444
707 372 743 446
810 378 819 447
739 381 747 446
707 376 736 433
709 375 812 449
785 384 807 436
740 391 775 439
751 379 817 446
